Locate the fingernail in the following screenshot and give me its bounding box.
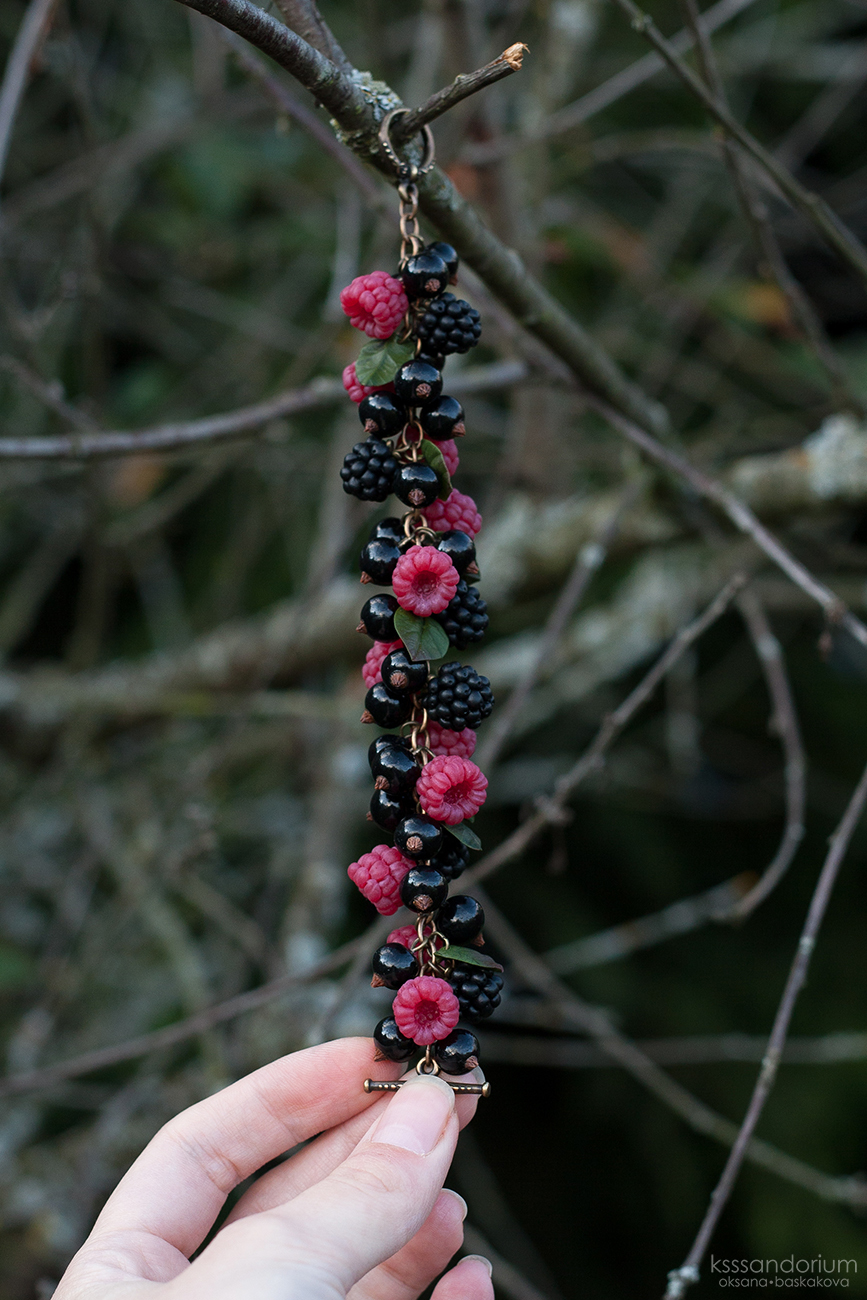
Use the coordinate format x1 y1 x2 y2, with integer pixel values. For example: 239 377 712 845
370 1075 455 1155
464 1254 494 1276
442 1188 468 1219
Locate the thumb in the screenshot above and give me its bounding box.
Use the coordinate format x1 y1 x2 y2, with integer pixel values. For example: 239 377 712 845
184 1074 459 1299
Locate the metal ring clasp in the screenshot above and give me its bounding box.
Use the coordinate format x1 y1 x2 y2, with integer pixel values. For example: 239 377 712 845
378 108 436 180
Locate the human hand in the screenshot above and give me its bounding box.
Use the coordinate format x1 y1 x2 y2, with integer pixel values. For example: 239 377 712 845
54 1037 493 1300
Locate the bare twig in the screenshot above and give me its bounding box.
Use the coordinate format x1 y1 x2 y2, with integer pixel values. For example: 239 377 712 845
271 0 353 75
467 573 748 886
481 1030 867 1069
395 44 529 140
609 0 867 291
666 757 867 1298
0 0 60 197
727 591 806 918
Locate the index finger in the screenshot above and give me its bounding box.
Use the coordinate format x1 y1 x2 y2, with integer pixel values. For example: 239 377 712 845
91 1037 401 1258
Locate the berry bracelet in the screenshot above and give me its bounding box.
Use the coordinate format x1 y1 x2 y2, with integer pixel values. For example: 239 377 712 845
340 112 500 1098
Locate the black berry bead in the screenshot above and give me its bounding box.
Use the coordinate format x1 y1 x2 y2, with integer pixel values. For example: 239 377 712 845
402 250 450 300
371 943 419 990
362 682 413 729
381 648 430 697
419 396 465 441
370 517 406 545
400 866 448 914
417 294 481 356
423 662 494 731
358 392 408 436
434 1028 480 1075
395 815 443 860
434 580 488 649
436 530 477 576
449 965 503 1022
360 537 401 585
358 594 399 641
374 1016 415 1062
340 438 398 502
369 733 412 770
430 838 470 881
394 462 440 509
437 894 484 945
369 787 414 831
426 241 459 283
394 361 443 407
371 744 420 796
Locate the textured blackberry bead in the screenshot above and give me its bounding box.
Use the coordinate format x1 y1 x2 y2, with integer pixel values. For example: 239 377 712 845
358 392 408 436
438 895 485 944
434 579 488 649
448 965 503 1022
368 733 412 770
373 1016 415 1062
430 838 470 881
358 594 399 641
402 250 450 299
417 294 481 355
371 943 419 990
381 648 430 697
369 787 414 832
434 1028 480 1075
360 537 401 585
371 744 420 796
423 662 494 732
436 530 477 576
400 866 448 914
426 241 459 283
394 361 443 407
394 462 440 509
394 815 443 860
370 517 405 545
362 682 413 728
419 396 465 442
340 438 398 502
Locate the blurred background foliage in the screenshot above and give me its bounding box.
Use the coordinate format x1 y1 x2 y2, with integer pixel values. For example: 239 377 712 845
0 0 867 1295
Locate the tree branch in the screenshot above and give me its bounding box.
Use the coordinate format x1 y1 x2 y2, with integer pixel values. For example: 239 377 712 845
0 0 60 198
395 44 529 140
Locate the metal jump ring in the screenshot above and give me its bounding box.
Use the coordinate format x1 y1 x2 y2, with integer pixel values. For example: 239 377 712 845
378 108 436 180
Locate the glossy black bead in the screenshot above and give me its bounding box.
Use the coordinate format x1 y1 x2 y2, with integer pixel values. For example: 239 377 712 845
359 594 399 641
400 866 448 914
436 530 476 575
368 733 412 770
401 250 450 300
374 1016 415 1062
371 745 420 796
394 361 443 407
427 241 459 283
358 392 408 436
381 649 430 697
418 396 465 441
394 462 440 509
430 839 470 881
360 537 401 585
433 1028 480 1075
371 943 419 989
369 786 413 831
437 894 485 944
370 516 406 545
364 683 413 729
394 815 443 860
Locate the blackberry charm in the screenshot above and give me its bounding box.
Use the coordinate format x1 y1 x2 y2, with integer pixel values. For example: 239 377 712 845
341 111 499 1098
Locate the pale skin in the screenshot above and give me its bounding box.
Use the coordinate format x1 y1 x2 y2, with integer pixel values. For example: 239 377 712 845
54 1037 495 1300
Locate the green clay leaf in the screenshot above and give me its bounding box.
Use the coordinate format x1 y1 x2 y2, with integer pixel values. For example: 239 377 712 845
420 438 452 500
354 335 416 387
444 821 482 851
393 607 450 661
444 945 504 972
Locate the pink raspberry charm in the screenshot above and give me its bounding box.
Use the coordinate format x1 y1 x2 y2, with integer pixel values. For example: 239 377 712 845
427 720 477 760
340 271 408 340
392 975 461 1045
416 755 488 825
342 362 395 405
423 489 482 537
438 439 460 478
392 546 460 617
362 639 403 690
348 844 414 915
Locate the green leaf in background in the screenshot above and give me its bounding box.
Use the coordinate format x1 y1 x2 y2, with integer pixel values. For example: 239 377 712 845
394 607 450 661
445 821 482 851
355 335 416 386
444 944 504 972
420 438 452 500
